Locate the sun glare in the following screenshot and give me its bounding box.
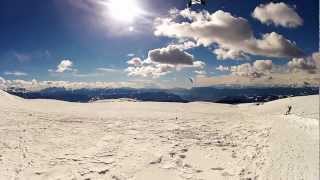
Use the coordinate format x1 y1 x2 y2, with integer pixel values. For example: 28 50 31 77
106 0 143 23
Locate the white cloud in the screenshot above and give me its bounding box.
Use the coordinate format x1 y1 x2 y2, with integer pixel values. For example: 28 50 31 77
216 65 229 72
253 60 273 72
168 41 198 50
4 71 28 76
56 60 74 73
196 72 320 87
154 9 303 59
155 10 252 47
127 53 135 57
288 53 319 74
196 53 320 86
0 77 160 91
127 57 143 66
252 2 303 28
125 46 206 78
231 60 273 78
247 32 303 58
288 58 316 73
148 46 195 65
231 63 260 78
126 56 174 78
126 64 174 78
213 48 249 60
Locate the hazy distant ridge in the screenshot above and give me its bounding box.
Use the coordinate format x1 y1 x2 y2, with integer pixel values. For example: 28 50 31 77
5 86 318 104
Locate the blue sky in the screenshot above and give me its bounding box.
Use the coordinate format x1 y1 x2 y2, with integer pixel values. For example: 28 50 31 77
0 0 319 89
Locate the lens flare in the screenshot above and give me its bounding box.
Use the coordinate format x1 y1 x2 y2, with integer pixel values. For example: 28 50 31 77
106 0 143 23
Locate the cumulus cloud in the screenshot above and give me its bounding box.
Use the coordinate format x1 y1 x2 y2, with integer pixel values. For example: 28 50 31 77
155 10 252 47
247 32 303 58
4 71 28 76
288 53 320 74
125 58 205 79
196 72 320 87
126 55 175 78
148 46 195 65
197 53 320 86
126 45 206 78
213 48 249 60
168 41 198 50
252 2 303 28
56 60 74 73
288 58 316 73
126 64 174 78
154 9 303 59
127 57 144 66
216 65 229 72
253 60 273 72
231 63 261 78
230 60 273 78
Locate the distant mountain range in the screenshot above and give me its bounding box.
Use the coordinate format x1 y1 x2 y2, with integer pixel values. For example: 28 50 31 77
5 86 319 104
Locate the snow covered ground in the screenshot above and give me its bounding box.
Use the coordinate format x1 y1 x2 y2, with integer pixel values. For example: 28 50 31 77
0 90 318 180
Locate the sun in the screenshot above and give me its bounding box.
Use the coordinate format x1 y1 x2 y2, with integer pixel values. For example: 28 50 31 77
106 0 143 23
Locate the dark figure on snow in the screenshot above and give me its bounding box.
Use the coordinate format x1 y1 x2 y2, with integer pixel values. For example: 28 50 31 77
285 105 292 115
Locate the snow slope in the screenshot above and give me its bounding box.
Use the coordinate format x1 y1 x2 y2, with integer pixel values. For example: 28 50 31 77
0 90 318 180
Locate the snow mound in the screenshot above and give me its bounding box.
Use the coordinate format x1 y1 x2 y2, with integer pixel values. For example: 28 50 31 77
0 89 12 98
0 89 23 102
0 92 318 179
254 95 319 119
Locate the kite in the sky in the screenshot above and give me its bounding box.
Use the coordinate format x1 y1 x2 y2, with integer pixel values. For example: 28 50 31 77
187 77 194 84
187 0 206 8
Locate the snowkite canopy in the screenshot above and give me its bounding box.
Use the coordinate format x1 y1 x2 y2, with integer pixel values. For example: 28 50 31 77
187 77 194 84
187 0 206 8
